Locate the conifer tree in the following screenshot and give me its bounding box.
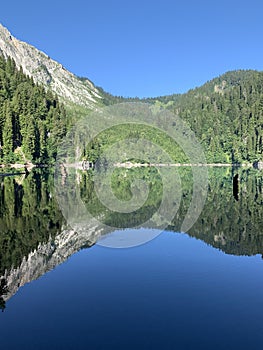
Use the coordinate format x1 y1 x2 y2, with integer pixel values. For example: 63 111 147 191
2 101 14 162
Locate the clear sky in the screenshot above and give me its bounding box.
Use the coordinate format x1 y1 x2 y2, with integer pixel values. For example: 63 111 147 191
1 0 263 97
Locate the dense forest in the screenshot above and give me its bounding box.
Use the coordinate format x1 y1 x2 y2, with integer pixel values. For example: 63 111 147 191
0 55 67 164
154 70 263 163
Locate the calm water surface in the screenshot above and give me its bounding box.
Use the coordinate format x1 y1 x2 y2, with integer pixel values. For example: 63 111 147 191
0 167 262 349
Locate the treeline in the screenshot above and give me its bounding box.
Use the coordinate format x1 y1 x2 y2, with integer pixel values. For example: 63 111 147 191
0 55 67 164
159 70 263 163
95 85 142 105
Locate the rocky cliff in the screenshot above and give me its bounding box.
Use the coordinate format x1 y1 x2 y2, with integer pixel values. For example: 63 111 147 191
0 23 103 109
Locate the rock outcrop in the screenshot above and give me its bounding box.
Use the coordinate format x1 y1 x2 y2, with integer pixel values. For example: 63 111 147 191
0 23 103 109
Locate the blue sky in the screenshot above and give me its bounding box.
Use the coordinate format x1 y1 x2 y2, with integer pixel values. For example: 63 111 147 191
1 0 263 97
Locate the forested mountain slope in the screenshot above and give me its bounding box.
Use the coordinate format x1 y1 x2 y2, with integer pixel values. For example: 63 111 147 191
0 55 67 164
156 70 263 163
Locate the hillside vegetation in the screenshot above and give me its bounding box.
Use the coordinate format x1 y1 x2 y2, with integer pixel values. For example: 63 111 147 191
155 70 263 163
0 55 67 164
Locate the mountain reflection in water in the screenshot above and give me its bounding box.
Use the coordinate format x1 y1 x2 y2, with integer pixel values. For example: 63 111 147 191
0 167 262 308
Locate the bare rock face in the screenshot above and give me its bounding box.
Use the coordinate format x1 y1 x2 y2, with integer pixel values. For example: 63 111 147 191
0 23 103 109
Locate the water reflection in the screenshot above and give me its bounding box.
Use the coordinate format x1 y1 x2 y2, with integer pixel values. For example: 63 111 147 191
233 173 239 201
0 278 8 312
0 167 262 305
183 168 263 256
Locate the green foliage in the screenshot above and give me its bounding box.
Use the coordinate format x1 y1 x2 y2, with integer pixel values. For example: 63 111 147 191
2 101 14 162
83 124 189 166
153 70 263 163
0 55 67 164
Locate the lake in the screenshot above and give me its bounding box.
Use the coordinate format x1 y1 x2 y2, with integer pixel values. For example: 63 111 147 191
0 167 263 349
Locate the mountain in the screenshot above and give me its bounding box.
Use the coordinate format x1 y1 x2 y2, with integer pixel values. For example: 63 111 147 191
0 23 103 109
151 70 263 163
74 68 263 164
0 22 262 164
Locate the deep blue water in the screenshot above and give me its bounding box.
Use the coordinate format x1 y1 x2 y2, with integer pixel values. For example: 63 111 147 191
1 230 263 350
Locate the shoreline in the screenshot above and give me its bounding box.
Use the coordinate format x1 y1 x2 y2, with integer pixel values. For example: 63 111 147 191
0 162 258 170
113 162 253 168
